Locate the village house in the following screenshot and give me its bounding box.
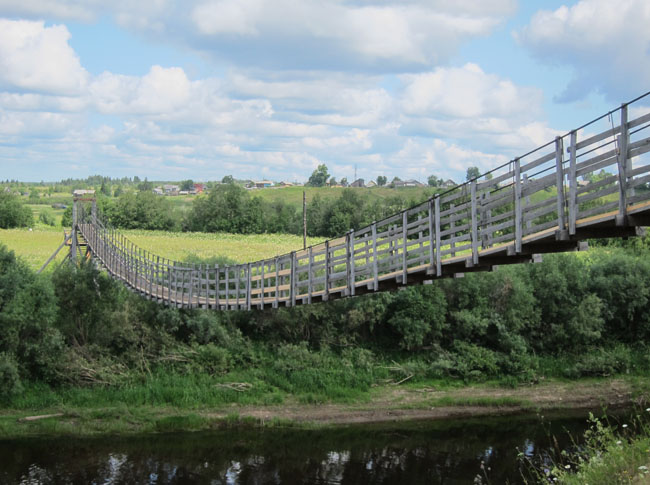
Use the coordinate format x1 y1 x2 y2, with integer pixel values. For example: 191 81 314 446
394 179 425 188
163 184 180 195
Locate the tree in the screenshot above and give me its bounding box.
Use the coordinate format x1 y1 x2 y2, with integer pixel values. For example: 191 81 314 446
100 181 111 197
113 186 123 197
329 177 337 186
222 175 234 184
428 175 443 187
0 191 33 229
466 166 480 181
340 177 348 187
180 179 194 191
308 164 330 187
137 178 153 192
376 175 387 186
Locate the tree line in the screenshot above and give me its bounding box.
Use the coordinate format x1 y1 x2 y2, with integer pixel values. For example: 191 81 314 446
1 238 649 399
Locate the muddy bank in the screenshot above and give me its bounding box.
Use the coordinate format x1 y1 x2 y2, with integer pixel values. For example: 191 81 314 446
215 378 642 425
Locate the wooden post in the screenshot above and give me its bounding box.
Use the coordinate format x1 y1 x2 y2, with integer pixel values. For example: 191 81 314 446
427 199 434 271
324 240 330 301
71 199 77 263
215 264 220 310
246 263 252 311
555 136 567 233
434 196 442 277
449 203 455 256
371 222 378 290
617 103 630 221
260 261 265 309
569 130 578 235
348 229 356 296
290 252 296 307
470 180 478 266
401 210 408 285
274 257 280 308
225 266 230 310
523 174 532 231
236 265 241 310
308 246 313 303
303 190 307 250
514 158 522 253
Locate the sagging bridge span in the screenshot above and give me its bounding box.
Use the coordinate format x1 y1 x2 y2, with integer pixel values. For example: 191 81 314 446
57 96 650 310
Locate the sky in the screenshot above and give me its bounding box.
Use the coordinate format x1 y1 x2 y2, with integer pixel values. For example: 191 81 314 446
0 0 649 183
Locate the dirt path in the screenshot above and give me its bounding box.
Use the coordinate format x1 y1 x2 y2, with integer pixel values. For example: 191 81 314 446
208 378 643 425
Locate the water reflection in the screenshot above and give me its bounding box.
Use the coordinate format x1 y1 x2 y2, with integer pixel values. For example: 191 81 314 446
1 411 601 484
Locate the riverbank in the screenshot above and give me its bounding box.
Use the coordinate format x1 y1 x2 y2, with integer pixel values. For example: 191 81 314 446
2 376 647 439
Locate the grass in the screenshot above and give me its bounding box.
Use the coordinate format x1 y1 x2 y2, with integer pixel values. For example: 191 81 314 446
428 395 533 409
525 411 650 484
0 225 325 271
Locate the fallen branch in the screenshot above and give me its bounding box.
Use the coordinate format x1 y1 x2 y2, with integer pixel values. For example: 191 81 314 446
19 413 64 422
216 382 253 392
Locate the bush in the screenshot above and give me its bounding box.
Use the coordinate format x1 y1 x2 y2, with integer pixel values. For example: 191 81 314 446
0 353 23 398
38 209 56 226
0 191 33 228
386 286 447 350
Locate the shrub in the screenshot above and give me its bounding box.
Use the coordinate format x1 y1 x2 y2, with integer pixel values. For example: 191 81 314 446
38 209 56 226
0 191 33 228
0 353 23 398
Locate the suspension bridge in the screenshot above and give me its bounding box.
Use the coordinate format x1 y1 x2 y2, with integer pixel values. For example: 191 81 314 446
46 95 650 311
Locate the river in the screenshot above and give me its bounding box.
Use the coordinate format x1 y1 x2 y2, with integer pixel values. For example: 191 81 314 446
0 409 619 484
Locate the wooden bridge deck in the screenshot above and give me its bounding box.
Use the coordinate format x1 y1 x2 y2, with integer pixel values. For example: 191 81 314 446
72 100 650 311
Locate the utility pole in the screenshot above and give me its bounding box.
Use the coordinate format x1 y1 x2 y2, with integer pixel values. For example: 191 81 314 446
303 190 307 249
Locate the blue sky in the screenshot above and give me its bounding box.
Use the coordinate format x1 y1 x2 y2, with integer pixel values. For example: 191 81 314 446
0 0 647 183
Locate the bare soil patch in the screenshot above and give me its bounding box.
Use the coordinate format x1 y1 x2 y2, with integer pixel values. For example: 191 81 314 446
208 378 642 425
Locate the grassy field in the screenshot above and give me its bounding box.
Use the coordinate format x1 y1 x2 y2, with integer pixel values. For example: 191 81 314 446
0 226 324 271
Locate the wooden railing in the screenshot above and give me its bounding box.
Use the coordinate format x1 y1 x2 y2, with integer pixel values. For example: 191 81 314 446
76 97 650 310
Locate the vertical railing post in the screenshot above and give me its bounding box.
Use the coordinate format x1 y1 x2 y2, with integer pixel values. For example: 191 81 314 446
617 103 630 223
236 265 241 310
290 251 296 307
514 158 522 253
274 257 280 308
371 222 378 290
569 130 578 235
308 246 313 303
401 210 408 285
246 263 252 311
427 199 434 272
324 240 330 301
555 136 567 235
348 229 356 296
470 180 478 266
434 196 442 276
71 199 77 263
225 265 230 310
260 261 265 309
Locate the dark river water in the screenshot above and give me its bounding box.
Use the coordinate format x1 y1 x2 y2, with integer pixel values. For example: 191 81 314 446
0 410 615 484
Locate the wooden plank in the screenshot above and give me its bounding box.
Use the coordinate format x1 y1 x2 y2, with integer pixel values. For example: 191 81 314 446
324 240 330 301
519 150 555 174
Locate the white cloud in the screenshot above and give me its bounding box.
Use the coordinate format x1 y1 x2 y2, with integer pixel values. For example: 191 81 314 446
0 0 99 22
0 15 570 183
90 66 192 115
516 0 650 102
0 19 88 94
